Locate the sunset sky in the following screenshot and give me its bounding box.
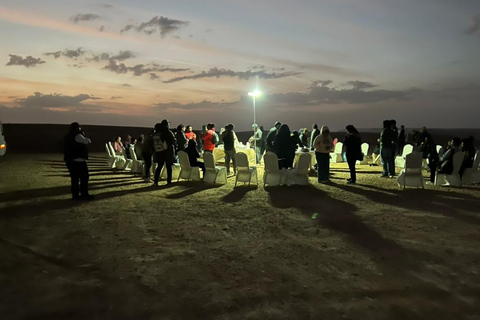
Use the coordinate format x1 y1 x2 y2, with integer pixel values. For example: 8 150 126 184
1 0 479 130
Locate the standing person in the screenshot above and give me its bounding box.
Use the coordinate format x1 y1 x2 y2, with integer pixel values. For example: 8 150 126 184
344 125 362 184
135 134 145 160
390 120 398 156
259 125 266 156
398 125 406 156
250 124 263 163
274 124 295 169
222 123 237 175
299 128 309 148
310 124 320 150
421 135 439 184
185 125 196 141
153 120 176 186
142 130 154 182
265 121 282 152
175 124 188 153
202 123 217 154
379 120 396 177
313 125 333 183
63 122 93 200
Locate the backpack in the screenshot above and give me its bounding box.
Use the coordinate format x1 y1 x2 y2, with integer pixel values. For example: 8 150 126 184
211 132 219 146
153 134 168 152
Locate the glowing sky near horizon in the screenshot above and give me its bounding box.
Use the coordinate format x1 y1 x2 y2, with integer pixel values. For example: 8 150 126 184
0 0 479 130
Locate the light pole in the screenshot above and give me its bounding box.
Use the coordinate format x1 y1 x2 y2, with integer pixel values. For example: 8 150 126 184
248 90 261 164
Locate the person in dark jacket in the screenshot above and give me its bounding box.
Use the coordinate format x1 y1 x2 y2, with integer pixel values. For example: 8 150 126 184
142 130 154 182
344 125 362 184
274 124 295 169
379 120 396 177
152 120 177 186
421 135 439 184
175 124 188 153
185 139 206 174
64 122 93 200
309 124 320 150
438 137 461 175
265 121 281 152
459 137 476 177
222 123 237 175
397 125 406 156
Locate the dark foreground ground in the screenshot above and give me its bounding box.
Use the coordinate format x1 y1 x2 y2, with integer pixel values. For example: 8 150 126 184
1 153 480 320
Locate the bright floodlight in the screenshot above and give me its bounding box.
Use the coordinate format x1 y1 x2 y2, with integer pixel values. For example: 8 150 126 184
248 90 261 97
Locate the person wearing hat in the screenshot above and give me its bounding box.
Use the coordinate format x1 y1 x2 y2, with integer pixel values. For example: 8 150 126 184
265 121 281 153
249 123 263 163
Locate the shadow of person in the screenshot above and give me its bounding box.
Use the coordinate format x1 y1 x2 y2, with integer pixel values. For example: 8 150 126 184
265 185 429 274
329 183 480 227
221 186 257 203
166 182 223 199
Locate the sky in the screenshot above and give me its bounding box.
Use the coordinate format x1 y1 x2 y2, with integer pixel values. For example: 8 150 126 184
0 0 479 131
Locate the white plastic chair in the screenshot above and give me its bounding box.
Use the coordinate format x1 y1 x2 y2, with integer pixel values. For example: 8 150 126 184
129 145 144 175
396 152 423 189
234 152 258 186
177 151 201 182
435 151 465 186
203 152 227 184
105 143 116 168
108 142 126 169
121 146 133 170
461 150 480 185
263 152 286 186
331 142 344 163
356 143 369 165
395 144 413 167
288 153 311 185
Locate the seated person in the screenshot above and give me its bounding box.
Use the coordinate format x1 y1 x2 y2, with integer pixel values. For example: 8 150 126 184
112 136 124 155
370 141 381 166
459 137 476 177
135 135 144 160
184 139 206 174
438 137 461 175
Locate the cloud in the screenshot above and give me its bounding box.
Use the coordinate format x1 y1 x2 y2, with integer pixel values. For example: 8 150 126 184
121 16 189 37
102 4 114 9
121 83 132 87
99 25 105 32
6 54 45 68
70 13 101 23
466 14 480 35
45 48 86 59
15 92 102 112
345 81 377 90
154 100 238 111
111 96 122 100
163 67 301 83
89 50 135 62
103 60 189 77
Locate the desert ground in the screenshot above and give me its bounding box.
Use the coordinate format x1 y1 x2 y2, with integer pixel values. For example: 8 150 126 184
1 153 480 320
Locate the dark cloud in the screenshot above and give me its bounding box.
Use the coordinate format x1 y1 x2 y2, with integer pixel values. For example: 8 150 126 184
111 96 123 100
45 48 86 59
70 13 101 23
163 67 300 83
89 50 135 62
99 26 105 32
121 83 132 87
68 63 86 68
345 81 377 90
6 55 45 68
103 60 189 77
149 73 159 80
121 16 189 37
102 4 114 9
15 92 101 112
466 14 480 35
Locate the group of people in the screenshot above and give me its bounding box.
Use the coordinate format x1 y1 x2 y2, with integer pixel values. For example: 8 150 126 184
64 120 478 200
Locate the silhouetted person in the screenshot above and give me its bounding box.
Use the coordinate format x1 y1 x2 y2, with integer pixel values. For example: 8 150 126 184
222 123 237 175
313 125 333 183
153 120 176 186
265 121 281 152
142 130 154 182
344 125 362 184
299 128 309 148
123 135 132 158
379 120 396 177
135 135 144 160
175 124 188 153
63 122 93 200
185 139 206 174
390 120 398 155
421 135 439 184
460 137 476 177
274 124 295 169
438 137 461 175
310 124 320 150
398 125 406 155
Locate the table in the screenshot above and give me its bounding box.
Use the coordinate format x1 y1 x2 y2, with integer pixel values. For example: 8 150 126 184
213 147 256 165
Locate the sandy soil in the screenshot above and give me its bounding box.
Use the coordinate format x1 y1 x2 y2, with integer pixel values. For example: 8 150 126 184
1 153 480 320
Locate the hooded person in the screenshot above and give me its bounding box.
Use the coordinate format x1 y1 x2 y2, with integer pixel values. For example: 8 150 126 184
344 125 362 184
152 120 177 186
313 125 333 183
274 124 295 169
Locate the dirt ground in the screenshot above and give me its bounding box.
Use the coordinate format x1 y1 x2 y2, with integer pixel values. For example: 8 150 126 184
1 153 480 320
